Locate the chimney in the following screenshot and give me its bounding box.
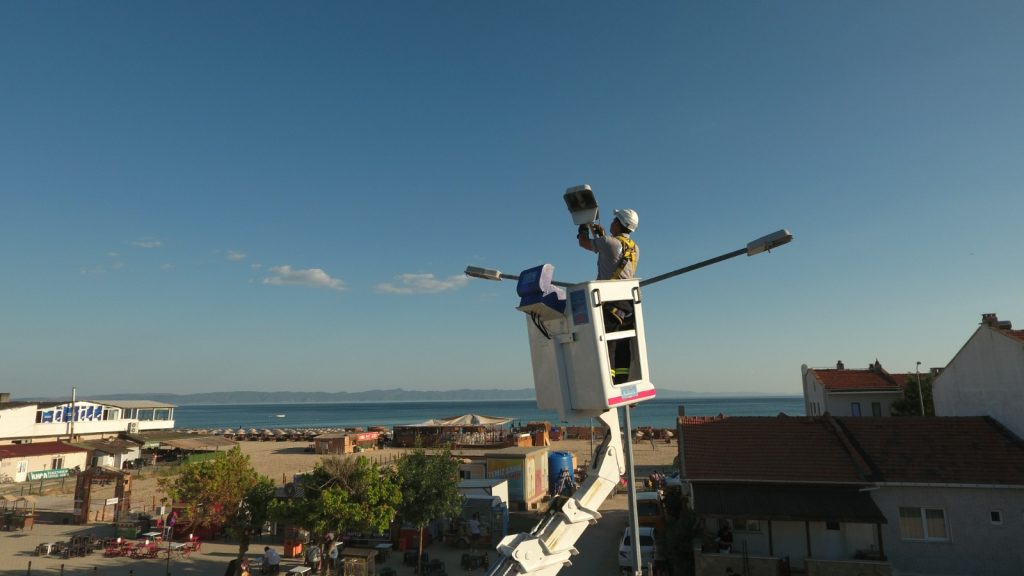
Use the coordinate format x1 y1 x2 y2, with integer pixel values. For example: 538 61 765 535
982 313 999 327
998 320 1013 330
836 360 845 370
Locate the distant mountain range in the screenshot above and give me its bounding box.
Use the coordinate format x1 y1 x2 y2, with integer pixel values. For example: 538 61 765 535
31 387 789 405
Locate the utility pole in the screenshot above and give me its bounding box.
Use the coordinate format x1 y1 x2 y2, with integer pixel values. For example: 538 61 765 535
916 362 925 416
69 387 77 441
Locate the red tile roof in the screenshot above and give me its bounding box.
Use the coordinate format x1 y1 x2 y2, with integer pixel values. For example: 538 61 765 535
837 417 1024 485
1003 330 1024 343
809 368 906 391
0 442 87 459
679 415 1024 487
680 415 867 484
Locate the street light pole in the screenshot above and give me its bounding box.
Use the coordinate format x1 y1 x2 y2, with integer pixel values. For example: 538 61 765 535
916 362 925 416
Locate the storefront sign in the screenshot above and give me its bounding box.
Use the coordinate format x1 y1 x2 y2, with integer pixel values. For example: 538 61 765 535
28 468 71 481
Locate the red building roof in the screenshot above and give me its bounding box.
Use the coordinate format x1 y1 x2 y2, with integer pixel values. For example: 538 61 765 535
837 417 1024 485
809 366 906 391
680 415 867 484
0 442 87 459
1003 330 1024 343
679 415 1024 487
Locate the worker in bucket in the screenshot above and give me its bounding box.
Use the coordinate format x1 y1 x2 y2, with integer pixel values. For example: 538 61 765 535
577 208 640 383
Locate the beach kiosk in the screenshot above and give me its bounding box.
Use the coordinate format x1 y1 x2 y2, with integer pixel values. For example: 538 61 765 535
340 547 377 576
485 447 549 511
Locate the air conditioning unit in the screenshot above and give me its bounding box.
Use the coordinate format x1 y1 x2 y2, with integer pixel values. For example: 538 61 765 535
127 422 139 434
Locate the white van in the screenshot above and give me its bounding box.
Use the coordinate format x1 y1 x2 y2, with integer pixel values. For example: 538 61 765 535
618 526 657 575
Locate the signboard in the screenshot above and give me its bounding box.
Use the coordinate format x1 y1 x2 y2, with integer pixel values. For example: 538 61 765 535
106 497 120 506
28 468 72 481
39 403 105 424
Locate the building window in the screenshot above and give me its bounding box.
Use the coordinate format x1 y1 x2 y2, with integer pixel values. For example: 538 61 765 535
51 456 64 470
990 510 1002 525
899 507 948 541
871 402 882 417
826 521 841 531
851 402 862 417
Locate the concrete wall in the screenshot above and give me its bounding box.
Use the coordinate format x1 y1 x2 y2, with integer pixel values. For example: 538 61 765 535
806 559 891 576
933 326 1024 439
872 485 1024 575
823 391 901 418
729 519 879 570
0 450 89 482
695 550 782 576
802 365 826 416
0 405 38 443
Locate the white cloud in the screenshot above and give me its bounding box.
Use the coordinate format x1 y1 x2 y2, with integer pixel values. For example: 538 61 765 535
161 263 175 270
250 263 263 269
227 250 247 261
376 273 469 294
263 265 344 291
131 238 162 249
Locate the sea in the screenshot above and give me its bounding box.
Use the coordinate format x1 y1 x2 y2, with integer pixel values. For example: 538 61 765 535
172 396 804 431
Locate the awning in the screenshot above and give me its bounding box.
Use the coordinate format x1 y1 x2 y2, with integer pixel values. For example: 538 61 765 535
691 483 887 524
70 438 141 455
405 414 512 427
159 436 238 451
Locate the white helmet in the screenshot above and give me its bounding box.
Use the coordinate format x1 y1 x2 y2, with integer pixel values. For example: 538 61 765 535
614 209 639 232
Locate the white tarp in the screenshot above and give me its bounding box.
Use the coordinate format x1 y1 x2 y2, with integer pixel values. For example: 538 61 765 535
407 414 512 427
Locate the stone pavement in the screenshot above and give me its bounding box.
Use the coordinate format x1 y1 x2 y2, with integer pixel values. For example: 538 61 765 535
2 493 630 576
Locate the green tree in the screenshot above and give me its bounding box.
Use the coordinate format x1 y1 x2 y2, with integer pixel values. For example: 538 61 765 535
396 446 464 573
657 491 700 576
892 372 935 416
158 447 274 573
269 455 401 539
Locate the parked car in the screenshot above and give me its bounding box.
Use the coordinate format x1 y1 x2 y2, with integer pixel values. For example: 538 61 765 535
635 491 665 530
618 526 657 575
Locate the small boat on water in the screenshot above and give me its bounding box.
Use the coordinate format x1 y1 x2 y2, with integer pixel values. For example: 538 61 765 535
276 414 286 418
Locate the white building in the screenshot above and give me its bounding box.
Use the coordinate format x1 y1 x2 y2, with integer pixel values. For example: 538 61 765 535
933 313 1024 439
0 394 176 445
0 442 89 483
802 360 906 417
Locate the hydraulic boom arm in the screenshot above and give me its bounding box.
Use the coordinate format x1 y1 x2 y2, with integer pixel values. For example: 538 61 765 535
486 409 625 576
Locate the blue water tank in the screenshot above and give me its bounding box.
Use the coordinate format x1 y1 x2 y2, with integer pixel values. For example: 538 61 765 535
548 451 574 495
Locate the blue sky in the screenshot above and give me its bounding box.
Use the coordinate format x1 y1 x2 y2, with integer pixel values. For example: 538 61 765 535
2 2 1022 399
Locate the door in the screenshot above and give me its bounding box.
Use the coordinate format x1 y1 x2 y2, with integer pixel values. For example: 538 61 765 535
15 460 29 482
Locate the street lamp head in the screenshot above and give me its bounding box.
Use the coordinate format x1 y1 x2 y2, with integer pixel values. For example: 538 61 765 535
465 266 504 281
746 229 793 256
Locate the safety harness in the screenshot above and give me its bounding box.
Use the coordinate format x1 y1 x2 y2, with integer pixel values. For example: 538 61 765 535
611 235 638 280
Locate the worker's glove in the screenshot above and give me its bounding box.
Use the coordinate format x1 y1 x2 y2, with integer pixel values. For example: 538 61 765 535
577 224 589 238
591 224 605 237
